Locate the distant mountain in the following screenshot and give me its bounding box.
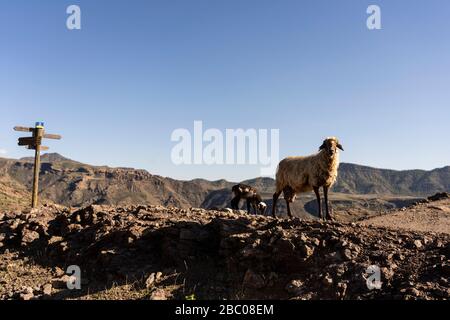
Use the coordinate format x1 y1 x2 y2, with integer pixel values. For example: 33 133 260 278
335 163 450 195
0 153 448 216
20 153 75 163
0 153 232 210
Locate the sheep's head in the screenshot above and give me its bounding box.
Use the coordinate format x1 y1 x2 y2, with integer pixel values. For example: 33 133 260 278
257 202 267 215
319 137 344 156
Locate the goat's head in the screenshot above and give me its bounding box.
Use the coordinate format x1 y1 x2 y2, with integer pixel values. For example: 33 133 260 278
319 137 344 156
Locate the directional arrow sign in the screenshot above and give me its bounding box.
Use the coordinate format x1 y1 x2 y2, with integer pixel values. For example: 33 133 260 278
14 126 34 132
18 137 36 146
43 133 62 140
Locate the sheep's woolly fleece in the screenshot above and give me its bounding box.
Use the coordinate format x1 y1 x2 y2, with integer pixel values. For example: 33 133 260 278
275 137 341 195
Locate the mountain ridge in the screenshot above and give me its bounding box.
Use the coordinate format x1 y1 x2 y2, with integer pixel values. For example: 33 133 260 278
0 153 449 215
11 152 450 184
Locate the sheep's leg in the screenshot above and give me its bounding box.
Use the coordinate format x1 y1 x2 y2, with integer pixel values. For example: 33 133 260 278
231 196 240 210
260 205 267 216
313 187 323 220
272 191 281 217
246 198 252 214
285 198 293 218
323 186 333 221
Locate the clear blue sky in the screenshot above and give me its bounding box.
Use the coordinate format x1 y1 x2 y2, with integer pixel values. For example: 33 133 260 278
1 0 449 181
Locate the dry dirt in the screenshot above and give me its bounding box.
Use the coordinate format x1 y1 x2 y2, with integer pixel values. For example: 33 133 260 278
360 199 450 235
0 197 449 300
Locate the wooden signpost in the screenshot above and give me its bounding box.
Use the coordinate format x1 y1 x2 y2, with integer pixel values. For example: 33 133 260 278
14 122 61 208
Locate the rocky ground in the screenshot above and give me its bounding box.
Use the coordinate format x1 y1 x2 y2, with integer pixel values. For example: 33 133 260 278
359 193 450 234
0 196 449 300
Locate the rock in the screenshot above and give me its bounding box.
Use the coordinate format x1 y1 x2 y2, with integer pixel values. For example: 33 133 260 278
21 229 40 244
405 287 421 297
150 289 168 300
322 275 333 286
0 202 449 301
242 269 265 289
145 273 156 288
65 224 83 234
24 286 34 294
338 240 348 248
54 267 65 277
20 292 34 300
128 226 143 239
337 282 347 298
333 264 347 277
19 287 34 300
299 233 308 242
285 279 303 295
42 283 52 295
48 236 64 245
413 240 423 249
427 192 449 201
342 248 353 260
423 236 432 245
394 253 405 261
52 275 71 289
300 245 314 258
381 266 396 281
311 238 320 246
326 251 342 262
8 219 20 231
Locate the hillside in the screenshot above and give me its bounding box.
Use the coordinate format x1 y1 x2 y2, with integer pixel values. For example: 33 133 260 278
0 154 231 210
0 154 448 219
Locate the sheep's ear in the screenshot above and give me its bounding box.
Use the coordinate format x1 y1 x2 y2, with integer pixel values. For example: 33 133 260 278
319 142 326 150
337 143 344 151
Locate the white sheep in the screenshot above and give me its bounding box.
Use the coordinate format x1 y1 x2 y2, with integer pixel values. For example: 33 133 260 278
271 137 344 220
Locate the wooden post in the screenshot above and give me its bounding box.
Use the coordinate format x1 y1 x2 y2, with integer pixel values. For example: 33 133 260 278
31 127 43 208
